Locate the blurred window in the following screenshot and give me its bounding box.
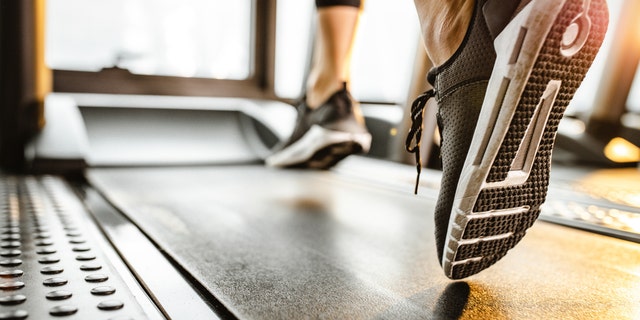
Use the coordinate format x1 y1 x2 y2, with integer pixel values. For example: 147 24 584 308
275 0 421 104
274 0 315 99
567 0 624 114
627 65 640 113
46 0 253 80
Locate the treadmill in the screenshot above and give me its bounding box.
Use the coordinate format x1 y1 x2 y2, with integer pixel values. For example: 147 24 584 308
0 90 636 319
2 0 640 319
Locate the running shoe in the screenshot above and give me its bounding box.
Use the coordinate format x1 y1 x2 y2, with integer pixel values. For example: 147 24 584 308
406 0 608 279
266 83 372 169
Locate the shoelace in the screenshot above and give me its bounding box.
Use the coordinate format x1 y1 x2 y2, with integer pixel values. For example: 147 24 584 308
405 89 436 194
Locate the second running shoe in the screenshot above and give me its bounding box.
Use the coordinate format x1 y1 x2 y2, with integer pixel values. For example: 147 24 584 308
266 83 372 169
407 0 608 279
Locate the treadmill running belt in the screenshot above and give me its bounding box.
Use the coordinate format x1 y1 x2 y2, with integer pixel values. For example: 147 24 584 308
88 160 640 319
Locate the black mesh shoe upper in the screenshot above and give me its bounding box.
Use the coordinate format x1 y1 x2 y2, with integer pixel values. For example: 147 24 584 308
418 0 499 264
407 0 609 278
275 83 367 152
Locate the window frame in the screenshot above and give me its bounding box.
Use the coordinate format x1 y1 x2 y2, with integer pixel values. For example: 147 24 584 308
51 0 279 101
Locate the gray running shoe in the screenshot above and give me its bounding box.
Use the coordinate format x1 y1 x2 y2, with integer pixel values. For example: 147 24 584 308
266 83 372 169
407 0 608 279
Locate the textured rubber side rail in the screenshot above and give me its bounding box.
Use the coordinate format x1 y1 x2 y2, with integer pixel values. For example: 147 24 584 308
0 175 156 319
443 0 609 279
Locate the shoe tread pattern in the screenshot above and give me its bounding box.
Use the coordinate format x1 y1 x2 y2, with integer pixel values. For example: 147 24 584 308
448 0 609 279
287 141 363 170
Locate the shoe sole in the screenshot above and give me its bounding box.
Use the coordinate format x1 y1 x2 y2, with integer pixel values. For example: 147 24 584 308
442 0 608 279
266 125 372 169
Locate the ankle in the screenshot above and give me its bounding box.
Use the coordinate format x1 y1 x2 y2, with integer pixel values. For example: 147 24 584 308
306 78 345 109
419 0 475 66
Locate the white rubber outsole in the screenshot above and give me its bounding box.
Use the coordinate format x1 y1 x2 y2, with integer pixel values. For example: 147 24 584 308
266 125 372 169
442 0 607 279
